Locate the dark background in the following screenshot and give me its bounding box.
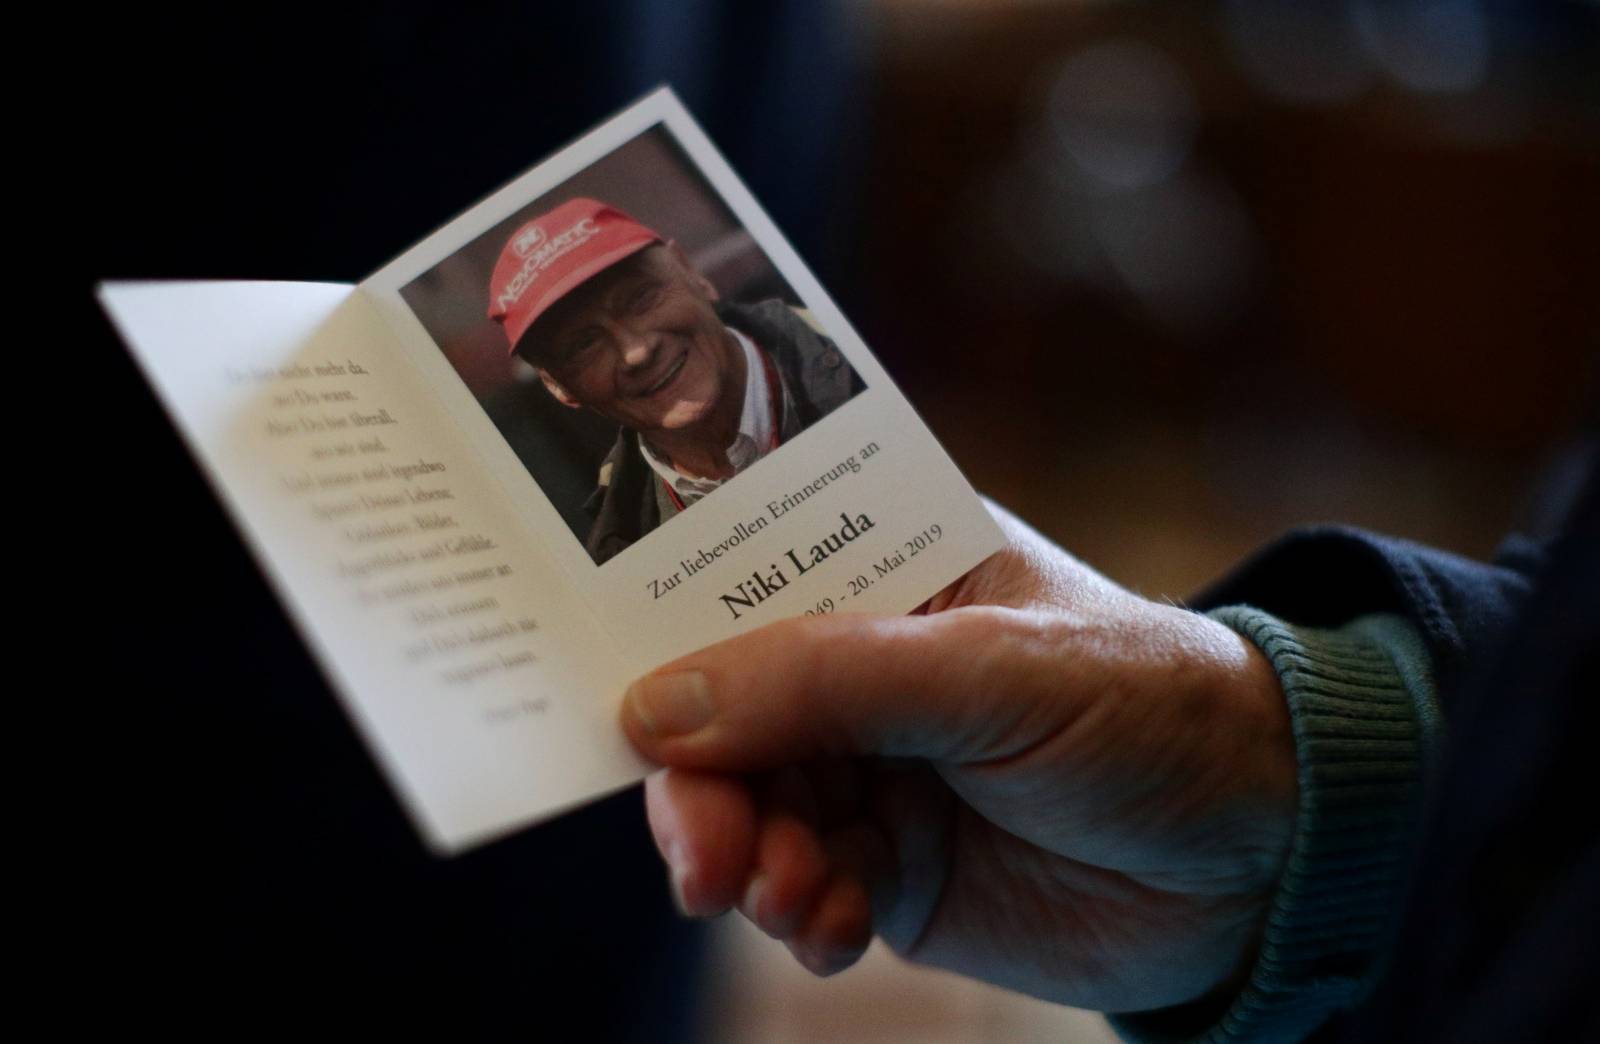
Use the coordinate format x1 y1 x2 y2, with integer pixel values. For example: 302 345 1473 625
74 1 1595 1038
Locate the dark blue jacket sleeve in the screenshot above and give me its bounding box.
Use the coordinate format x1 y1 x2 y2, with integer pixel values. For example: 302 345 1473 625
1187 451 1600 1043
1192 525 1540 709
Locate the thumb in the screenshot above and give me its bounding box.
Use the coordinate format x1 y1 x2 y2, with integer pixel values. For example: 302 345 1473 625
620 606 1070 772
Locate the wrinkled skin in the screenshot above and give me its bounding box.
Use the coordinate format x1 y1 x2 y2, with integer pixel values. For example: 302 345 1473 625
620 502 1297 1014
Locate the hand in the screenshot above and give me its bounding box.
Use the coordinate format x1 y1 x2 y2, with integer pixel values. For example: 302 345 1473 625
620 502 1297 1013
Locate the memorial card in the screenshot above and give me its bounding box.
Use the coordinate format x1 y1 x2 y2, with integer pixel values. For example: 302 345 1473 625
99 88 1004 854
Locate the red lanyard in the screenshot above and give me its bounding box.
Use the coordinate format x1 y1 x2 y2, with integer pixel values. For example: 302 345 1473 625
661 343 782 512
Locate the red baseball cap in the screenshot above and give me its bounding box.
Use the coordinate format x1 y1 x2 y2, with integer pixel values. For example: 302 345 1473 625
487 197 664 356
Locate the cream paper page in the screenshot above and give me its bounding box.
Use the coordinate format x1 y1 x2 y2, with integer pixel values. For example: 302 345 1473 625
359 88 1005 670
99 280 649 853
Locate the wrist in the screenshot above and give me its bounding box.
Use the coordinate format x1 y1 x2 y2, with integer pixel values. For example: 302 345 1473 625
1111 606 1436 1044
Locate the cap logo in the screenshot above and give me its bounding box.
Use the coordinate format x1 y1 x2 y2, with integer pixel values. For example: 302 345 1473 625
511 225 547 258
496 216 602 311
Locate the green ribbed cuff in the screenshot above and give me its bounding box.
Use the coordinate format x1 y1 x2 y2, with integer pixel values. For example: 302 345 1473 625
1110 607 1437 1044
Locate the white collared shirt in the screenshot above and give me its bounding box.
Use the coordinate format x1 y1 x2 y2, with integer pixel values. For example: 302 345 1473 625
640 328 777 505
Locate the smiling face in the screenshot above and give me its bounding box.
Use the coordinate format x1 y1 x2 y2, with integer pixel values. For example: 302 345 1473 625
518 243 744 439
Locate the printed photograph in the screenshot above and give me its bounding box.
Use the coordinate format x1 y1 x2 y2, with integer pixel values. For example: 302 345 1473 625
400 124 865 566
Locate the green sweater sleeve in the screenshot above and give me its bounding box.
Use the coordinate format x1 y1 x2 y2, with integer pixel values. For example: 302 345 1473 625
1109 606 1441 1044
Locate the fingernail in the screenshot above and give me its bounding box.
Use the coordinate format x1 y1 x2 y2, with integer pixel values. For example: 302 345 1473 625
798 944 858 978
669 861 693 917
666 841 694 917
627 671 715 738
742 873 769 930
820 942 866 975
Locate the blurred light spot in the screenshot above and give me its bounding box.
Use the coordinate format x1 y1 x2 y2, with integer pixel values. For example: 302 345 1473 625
1225 0 1376 105
1351 0 1491 95
1044 40 1197 191
996 37 1260 332
1088 172 1258 331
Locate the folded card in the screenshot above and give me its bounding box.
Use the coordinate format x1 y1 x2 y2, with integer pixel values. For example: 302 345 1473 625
100 88 1003 854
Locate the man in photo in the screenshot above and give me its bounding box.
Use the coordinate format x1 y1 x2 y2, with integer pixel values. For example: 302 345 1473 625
488 197 863 564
